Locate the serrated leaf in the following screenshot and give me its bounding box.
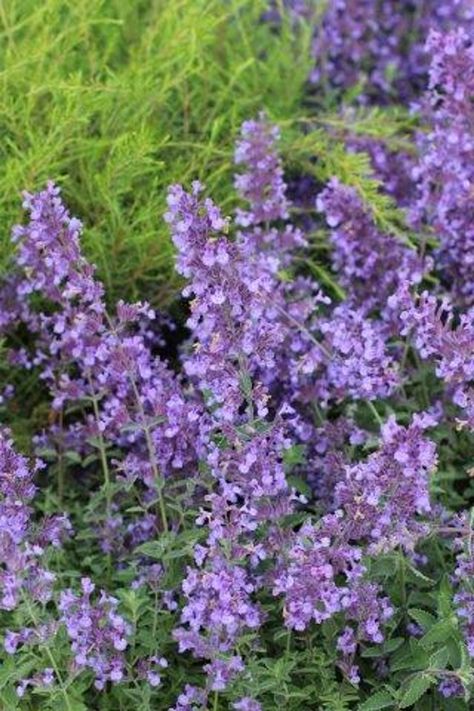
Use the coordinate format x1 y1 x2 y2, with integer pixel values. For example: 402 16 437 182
390 654 416 673
408 608 437 630
429 646 449 668
399 674 435 708
391 639 429 672
405 563 434 585
447 638 463 668
420 620 453 648
383 637 405 654
358 690 394 710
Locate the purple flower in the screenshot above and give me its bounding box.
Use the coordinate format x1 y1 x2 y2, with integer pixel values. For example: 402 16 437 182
234 113 289 226
0 182 208 552
438 677 464 698
16 668 55 698
165 181 284 421
335 415 437 553
0 429 70 610
451 514 474 658
307 0 474 103
412 30 474 306
393 286 474 429
170 684 208 711
317 178 426 316
59 578 131 689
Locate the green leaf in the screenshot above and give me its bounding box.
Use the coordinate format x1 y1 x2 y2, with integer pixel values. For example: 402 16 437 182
0 686 19 709
239 372 253 397
438 575 454 617
405 563 434 585
408 608 437 631
65 450 82 464
135 528 205 561
358 690 395 710
399 674 435 708
390 654 416 673
429 647 449 669
361 638 403 658
283 444 306 468
287 475 312 498
420 620 454 649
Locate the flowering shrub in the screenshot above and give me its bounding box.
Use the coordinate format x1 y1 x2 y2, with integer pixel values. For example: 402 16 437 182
0 11 473 711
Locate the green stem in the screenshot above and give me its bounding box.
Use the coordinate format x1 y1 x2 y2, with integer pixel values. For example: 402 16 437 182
129 376 169 534
398 552 407 612
312 401 325 426
89 387 112 515
367 400 383 427
413 352 430 409
87 376 113 580
57 409 65 504
152 590 159 650
213 691 219 711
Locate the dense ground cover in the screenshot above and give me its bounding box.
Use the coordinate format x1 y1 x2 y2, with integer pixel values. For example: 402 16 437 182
0 1 473 710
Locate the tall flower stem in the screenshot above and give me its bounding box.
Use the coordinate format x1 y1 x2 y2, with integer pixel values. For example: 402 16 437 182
128 375 169 534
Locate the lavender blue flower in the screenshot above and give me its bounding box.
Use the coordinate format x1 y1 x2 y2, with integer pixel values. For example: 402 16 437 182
59 577 131 690
0 428 70 610
234 113 289 226
317 178 426 316
307 1 474 103
393 286 474 429
412 29 474 306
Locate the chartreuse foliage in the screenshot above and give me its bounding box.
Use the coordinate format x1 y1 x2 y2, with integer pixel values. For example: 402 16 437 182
0 0 313 304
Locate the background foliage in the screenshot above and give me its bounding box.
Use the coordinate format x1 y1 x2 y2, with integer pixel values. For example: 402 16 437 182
0 0 314 303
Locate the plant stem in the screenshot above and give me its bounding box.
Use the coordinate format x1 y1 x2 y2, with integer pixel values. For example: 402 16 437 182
398 551 407 612
129 376 169 534
89 386 112 517
367 400 383 426
57 409 65 504
87 375 113 581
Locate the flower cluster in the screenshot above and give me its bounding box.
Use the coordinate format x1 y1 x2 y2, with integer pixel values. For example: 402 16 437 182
334 414 437 553
394 286 474 429
453 525 474 659
59 577 131 689
0 428 70 611
234 114 289 226
165 181 280 422
275 415 436 635
175 423 295 691
4 184 204 482
306 1 474 103
317 178 426 316
411 29 474 307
